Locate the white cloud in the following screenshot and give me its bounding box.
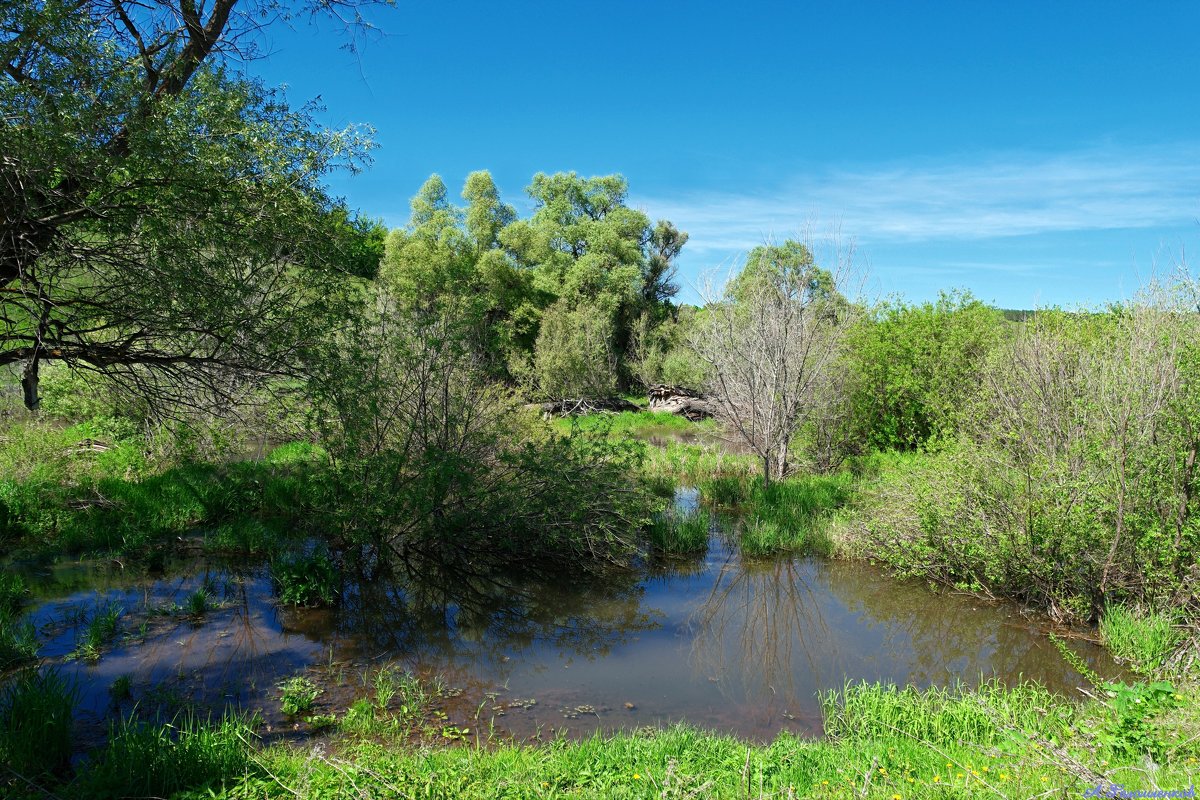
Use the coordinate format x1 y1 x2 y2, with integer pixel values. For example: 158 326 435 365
634 144 1200 255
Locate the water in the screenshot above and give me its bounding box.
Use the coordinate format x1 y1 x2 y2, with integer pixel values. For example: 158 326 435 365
8 487 1122 744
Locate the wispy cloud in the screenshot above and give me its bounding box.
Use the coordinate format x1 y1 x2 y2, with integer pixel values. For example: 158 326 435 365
635 144 1200 255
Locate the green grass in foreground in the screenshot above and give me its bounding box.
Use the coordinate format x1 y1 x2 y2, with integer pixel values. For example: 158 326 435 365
2 651 1198 798
72 680 1200 799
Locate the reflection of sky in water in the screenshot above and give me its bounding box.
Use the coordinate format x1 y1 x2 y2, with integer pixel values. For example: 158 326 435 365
11 489 1124 742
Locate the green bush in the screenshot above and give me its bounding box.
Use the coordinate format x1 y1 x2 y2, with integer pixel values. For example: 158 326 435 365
647 507 710 554
278 676 321 716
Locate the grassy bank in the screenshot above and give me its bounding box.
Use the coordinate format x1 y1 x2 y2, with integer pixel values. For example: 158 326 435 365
2 670 1197 799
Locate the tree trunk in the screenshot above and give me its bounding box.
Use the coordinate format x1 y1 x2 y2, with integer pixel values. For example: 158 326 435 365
762 454 771 487
21 355 40 412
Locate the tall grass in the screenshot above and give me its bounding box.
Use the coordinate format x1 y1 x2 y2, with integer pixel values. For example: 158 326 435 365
0 618 38 669
72 601 122 662
552 410 713 438
739 473 853 556
1099 604 1182 674
77 712 256 799
647 507 711 554
0 573 27 617
641 441 759 486
0 668 78 781
821 679 1073 744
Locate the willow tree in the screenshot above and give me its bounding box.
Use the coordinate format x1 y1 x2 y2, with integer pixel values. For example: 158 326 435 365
1 0 386 413
692 240 856 484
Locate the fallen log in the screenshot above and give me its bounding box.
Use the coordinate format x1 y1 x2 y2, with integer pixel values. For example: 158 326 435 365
530 397 640 417
647 384 717 420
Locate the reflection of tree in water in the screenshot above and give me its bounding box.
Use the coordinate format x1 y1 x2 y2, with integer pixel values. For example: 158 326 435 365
333 560 662 671
683 553 1113 710
810 561 1116 692
687 553 832 706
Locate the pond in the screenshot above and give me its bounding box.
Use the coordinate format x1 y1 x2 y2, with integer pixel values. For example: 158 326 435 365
9 487 1122 746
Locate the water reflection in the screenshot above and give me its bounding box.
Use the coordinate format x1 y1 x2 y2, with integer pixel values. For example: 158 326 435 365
7 487 1123 742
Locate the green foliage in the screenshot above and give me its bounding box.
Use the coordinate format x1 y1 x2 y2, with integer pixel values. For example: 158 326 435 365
1099 605 1182 674
739 474 853 556
534 301 619 399
278 676 321 716
1049 632 1103 687
822 679 1072 745
0 573 27 617
78 713 255 800
1090 681 1179 760
311 306 657 577
185 588 212 616
0 416 320 558
1 2 374 412
846 290 1007 450
381 170 688 391
699 475 752 507
0 618 38 670
0 668 78 781
271 552 338 607
844 295 1200 620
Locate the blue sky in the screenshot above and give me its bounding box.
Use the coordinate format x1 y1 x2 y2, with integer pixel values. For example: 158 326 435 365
254 1 1200 309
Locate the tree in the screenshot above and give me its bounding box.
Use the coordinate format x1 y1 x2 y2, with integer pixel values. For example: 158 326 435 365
379 171 535 379
500 172 686 388
1 0 385 412
691 239 857 484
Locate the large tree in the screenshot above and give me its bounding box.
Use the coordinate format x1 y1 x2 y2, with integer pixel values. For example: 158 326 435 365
1 0 384 412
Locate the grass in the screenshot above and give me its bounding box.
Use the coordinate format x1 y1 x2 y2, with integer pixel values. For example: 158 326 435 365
76 712 255 799
699 474 751 506
552 409 714 438
647 507 711 554
1099 604 1182 674
185 588 212 616
3 666 1197 798
0 415 325 559
822 679 1073 744
71 601 122 662
271 550 338 607
0 573 27 617
0 619 38 669
739 474 854 556
0 668 78 782
119 679 1200 799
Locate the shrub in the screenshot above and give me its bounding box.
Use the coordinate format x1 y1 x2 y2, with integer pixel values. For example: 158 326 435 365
271 551 338 607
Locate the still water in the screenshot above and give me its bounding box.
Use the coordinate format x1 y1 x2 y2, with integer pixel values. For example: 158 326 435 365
12 487 1120 744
